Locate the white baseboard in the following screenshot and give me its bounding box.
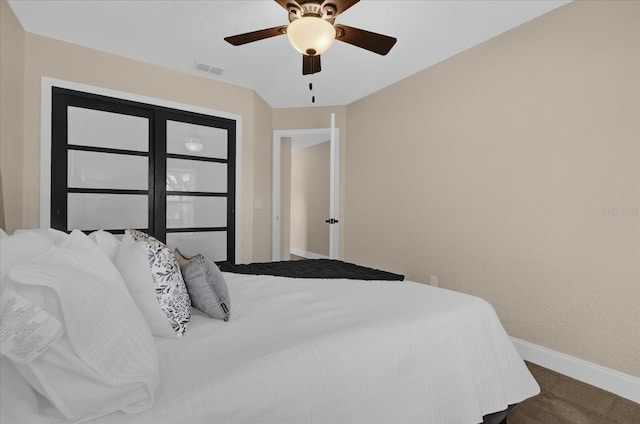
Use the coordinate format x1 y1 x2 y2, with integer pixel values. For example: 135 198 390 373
511 337 640 403
290 248 329 260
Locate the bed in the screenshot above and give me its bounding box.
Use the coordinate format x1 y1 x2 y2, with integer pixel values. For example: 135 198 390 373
0 228 539 424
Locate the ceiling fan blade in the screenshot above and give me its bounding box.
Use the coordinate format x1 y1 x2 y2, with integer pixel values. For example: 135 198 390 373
302 55 321 75
274 0 296 11
334 24 397 55
328 0 360 16
224 25 288 46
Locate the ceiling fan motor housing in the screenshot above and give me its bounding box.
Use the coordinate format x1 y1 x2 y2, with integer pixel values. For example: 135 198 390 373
288 1 337 23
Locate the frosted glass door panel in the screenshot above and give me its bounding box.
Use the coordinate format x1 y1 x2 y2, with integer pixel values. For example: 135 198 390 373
166 159 227 193
166 196 226 228
68 151 148 190
68 107 148 151
166 232 227 262
68 193 148 230
166 121 227 159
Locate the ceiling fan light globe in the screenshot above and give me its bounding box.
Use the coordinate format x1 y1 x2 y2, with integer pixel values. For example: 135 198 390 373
287 17 336 56
184 138 204 153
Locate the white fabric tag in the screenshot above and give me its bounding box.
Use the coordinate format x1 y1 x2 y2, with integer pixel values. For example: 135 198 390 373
0 291 63 364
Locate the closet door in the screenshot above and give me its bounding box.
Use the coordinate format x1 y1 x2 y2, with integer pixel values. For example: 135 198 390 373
158 113 236 263
51 89 155 234
50 87 236 263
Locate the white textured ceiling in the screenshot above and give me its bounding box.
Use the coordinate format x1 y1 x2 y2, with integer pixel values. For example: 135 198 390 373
7 0 570 109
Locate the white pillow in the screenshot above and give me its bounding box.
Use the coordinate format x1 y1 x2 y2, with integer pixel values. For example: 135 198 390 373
88 230 121 263
0 230 56 281
1 230 159 422
116 232 177 338
14 228 69 246
0 357 41 423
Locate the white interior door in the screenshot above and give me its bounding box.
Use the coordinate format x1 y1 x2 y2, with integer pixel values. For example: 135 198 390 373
328 113 339 259
272 113 339 261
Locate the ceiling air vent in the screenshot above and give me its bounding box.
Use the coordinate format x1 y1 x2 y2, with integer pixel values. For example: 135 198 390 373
194 62 224 76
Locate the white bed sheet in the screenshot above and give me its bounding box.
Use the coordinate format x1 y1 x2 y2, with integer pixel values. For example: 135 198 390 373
15 273 540 424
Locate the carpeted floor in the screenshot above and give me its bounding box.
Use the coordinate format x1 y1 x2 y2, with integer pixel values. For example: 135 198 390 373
508 362 640 424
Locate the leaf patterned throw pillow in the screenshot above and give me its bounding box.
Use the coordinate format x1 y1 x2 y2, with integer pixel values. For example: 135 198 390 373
127 229 191 337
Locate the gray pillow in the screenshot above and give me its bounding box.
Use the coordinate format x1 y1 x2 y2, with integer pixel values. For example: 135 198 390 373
174 249 230 321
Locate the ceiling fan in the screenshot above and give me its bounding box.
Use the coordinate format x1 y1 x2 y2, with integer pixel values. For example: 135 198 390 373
224 0 397 75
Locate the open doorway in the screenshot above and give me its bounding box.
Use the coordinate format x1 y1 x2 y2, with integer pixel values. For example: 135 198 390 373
272 114 339 261
288 138 330 260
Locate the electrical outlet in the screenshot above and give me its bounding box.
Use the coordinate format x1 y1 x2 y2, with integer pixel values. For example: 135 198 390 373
430 276 438 287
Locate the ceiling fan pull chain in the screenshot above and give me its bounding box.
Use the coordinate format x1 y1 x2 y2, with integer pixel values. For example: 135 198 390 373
309 73 316 103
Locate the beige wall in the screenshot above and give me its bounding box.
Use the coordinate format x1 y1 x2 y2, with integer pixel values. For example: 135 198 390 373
0 0 25 233
5 22 274 262
291 141 331 256
273 106 347 258
345 0 639 377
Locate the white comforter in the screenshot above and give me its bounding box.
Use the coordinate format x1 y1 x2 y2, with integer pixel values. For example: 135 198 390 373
18 273 540 424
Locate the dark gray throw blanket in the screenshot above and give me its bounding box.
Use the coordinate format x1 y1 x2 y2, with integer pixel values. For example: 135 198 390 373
217 259 404 281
